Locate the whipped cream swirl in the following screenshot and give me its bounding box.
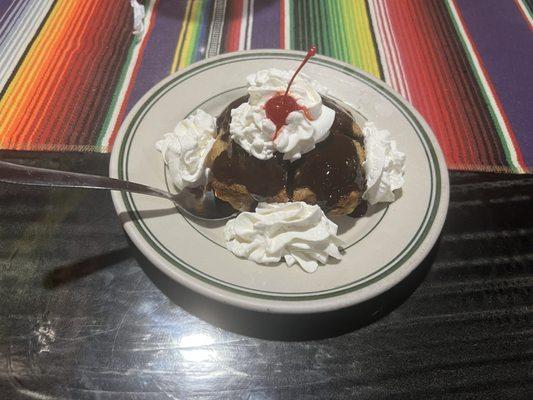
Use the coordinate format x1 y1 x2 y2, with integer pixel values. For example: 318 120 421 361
224 202 345 273
362 122 406 204
130 0 145 36
230 68 335 161
155 109 216 191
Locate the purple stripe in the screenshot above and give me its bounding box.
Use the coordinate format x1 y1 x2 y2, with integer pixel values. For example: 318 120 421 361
456 0 533 166
126 0 188 113
0 0 15 20
0 0 30 44
250 0 280 48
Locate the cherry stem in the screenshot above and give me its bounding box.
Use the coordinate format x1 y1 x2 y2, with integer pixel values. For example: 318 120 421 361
283 45 317 102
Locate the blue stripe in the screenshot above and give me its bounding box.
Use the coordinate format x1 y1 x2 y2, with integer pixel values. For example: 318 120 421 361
195 0 213 62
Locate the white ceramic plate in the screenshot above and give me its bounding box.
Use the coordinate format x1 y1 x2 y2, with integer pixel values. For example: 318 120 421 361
110 50 449 314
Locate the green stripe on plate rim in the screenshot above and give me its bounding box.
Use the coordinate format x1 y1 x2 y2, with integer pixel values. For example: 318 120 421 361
117 52 441 301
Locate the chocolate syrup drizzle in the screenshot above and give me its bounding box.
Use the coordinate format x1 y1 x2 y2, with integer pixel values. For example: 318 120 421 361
211 95 367 213
212 96 289 199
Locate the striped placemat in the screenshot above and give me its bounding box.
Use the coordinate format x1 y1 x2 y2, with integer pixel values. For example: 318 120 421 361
0 0 531 173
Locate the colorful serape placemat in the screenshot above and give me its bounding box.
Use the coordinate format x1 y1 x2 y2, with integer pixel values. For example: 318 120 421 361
0 0 531 173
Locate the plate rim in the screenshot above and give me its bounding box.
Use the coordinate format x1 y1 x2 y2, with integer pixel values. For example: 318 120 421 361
110 49 449 314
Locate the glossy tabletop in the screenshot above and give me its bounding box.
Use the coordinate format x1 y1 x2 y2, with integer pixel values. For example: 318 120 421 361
0 151 531 399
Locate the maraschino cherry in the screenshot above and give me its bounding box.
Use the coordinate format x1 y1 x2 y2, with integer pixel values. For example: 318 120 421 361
264 45 317 139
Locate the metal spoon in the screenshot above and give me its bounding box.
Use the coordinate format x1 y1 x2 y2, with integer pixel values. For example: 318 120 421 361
0 160 236 221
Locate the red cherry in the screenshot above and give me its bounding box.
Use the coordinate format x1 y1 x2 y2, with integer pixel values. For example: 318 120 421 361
264 45 318 140
264 93 301 138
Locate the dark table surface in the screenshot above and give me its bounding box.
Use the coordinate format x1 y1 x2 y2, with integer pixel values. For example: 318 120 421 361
0 151 531 400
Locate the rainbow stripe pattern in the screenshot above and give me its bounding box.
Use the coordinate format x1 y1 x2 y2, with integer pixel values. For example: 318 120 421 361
0 0 531 173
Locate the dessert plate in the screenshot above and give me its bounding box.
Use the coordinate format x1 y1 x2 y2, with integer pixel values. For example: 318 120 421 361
110 50 449 314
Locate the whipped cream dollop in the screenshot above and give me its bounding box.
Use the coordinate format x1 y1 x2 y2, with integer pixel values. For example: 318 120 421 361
224 202 345 273
362 122 406 204
130 0 145 36
230 68 335 161
155 110 216 191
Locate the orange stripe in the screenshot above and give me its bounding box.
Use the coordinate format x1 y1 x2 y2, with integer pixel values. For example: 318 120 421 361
0 0 71 146
0 0 76 147
22 1 99 146
31 1 104 146
20 3 95 147
0 0 63 146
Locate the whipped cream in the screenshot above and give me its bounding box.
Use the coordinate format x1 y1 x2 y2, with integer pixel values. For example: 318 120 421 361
224 202 345 273
362 122 406 204
230 68 335 161
130 0 145 36
229 102 276 160
156 109 216 191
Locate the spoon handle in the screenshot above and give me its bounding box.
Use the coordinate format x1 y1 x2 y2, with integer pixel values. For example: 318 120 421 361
0 160 173 201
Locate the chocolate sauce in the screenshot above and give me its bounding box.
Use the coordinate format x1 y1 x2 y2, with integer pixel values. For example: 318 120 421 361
290 96 366 210
211 145 287 198
292 133 364 209
322 97 364 144
348 200 368 218
211 93 365 211
212 95 288 198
